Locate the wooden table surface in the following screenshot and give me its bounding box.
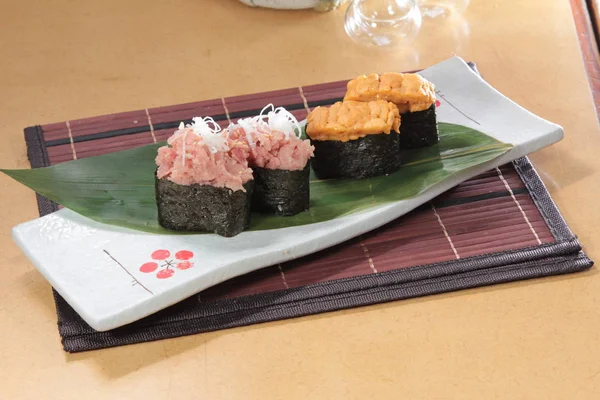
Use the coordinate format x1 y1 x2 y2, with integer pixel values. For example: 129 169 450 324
1 0 599 398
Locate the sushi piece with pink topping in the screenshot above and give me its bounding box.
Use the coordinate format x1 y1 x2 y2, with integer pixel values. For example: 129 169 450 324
155 117 254 237
227 104 314 216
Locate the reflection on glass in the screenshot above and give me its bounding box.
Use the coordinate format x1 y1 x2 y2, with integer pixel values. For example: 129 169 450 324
417 0 470 18
344 0 422 47
415 7 469 57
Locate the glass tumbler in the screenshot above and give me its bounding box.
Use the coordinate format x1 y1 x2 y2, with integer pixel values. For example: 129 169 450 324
344 0 422 47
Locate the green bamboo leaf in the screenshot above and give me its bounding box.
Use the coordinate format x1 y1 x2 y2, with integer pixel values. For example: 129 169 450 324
2 123 512 234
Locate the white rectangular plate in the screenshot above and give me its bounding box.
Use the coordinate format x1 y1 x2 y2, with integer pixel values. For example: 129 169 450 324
12 57 563 331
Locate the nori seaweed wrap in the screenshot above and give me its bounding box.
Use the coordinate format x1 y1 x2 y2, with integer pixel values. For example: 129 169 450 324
311 132 401 179
306 99 402 180
154 116 255 237
156 175 254 237
399 103 439 149
226 104 315 217
344 72 438 150
251 162 311 216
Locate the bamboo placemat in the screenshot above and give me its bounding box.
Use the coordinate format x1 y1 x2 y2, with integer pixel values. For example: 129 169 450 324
23 64 593 352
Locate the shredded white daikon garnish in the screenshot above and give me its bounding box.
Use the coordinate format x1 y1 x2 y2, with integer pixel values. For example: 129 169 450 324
180 116 229 166
236 118 258 148
234 104 302 144
267 105 301 139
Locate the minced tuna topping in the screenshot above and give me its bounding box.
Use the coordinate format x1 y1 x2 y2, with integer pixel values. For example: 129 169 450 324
227 104 314 171
155 117 253 192
306 100 401 142
344 73 435 113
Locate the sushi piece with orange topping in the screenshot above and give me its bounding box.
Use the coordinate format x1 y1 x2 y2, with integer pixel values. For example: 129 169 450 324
345 72 438 149
306 100 401 179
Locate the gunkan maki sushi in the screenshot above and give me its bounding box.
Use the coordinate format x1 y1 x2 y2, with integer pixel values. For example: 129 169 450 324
306 100 401 180
155 117 254 237
227 104 314 216
344 72 438 149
